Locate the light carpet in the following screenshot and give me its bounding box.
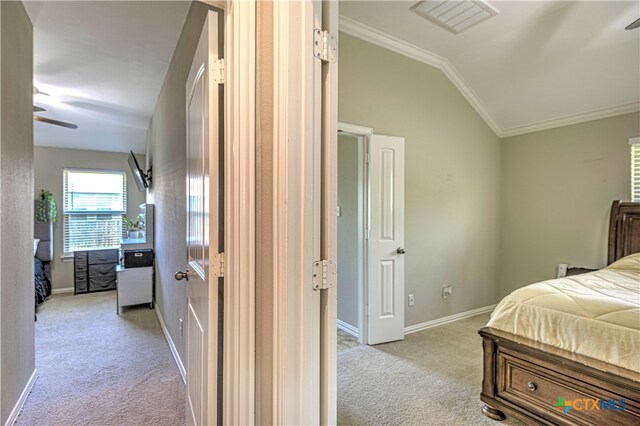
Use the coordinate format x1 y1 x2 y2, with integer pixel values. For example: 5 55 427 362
17 292 185 426
338 312 523 426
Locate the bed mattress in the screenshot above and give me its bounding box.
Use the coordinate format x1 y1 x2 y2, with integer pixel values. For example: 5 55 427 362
487 253 640 373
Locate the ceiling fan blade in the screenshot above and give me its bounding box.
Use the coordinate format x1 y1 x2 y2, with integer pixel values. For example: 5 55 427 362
33 86 50 96
33 106 46 112
626 17 640 30
33 115 78 130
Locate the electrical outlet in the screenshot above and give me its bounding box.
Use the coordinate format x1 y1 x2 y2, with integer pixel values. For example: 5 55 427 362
557 263 568 278
336 206 342 217
442 286 452 299
179 318 184 336
408 293 415 307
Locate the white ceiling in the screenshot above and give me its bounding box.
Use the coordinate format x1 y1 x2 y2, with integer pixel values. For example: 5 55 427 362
22 1 640 148
24 1 191 154
340 1 640 135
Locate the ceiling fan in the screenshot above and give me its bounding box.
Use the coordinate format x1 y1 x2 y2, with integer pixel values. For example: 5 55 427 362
33 107 78 130
626 17 640 30
33 87 78 129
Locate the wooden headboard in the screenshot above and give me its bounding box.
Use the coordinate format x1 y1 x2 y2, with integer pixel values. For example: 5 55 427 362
608 200 640 264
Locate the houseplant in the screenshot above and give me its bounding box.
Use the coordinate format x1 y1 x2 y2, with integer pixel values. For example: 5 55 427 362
35 190 57 223
123 216 140 239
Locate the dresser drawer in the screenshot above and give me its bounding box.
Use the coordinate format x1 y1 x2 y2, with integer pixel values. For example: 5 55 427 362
89 263 116 278
74 251 87 262
498 352 636 425
88 249 118 265
75 279 88 294
89 276 116 292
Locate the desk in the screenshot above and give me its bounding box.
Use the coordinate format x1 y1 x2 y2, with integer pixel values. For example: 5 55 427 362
116 265 153 314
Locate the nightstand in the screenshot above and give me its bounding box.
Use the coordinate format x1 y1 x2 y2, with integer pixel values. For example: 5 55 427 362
116 265 153 314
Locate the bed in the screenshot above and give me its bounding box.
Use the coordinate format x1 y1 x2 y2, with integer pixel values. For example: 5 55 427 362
479 200 640 425
34 222 53 311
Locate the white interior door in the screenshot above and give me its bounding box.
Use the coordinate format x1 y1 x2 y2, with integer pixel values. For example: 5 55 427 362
181 10 221 426
368 135 405 345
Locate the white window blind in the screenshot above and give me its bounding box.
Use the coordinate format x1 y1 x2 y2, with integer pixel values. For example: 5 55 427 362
631 138 640 202
63 169 127 254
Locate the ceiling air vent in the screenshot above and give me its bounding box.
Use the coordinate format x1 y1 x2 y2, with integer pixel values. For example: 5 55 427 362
411 0 499 34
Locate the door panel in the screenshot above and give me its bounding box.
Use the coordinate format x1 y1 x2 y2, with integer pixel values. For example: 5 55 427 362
184 10 220 426
368 135 405 345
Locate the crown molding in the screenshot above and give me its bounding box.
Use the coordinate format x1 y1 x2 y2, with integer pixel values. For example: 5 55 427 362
339 16 503 137
338 16 640 139
501 102 640 138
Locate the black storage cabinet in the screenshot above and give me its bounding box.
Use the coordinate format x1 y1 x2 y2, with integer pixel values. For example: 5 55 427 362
123 249 154 268
74 249 118 294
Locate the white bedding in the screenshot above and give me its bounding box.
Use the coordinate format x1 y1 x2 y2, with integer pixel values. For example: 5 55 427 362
487 253 640 372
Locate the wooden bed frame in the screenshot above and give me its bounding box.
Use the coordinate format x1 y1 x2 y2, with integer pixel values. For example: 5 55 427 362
479 200 640 425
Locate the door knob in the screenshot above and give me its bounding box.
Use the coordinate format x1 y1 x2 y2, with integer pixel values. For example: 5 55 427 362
397 247 406 254
175 269 191 281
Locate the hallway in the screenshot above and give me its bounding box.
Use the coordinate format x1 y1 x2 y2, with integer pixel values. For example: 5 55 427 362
17 293 184 425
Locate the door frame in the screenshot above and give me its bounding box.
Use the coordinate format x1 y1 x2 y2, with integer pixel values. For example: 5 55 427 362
255 0 337 423
203 0 257 424
337 122 372 345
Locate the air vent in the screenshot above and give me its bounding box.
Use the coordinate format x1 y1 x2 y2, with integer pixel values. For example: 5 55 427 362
411 0 499 34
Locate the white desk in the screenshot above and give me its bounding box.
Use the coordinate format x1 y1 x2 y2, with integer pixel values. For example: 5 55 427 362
116 265 153 314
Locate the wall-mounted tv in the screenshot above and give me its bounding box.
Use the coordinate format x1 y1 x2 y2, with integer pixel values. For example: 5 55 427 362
128 151 151 192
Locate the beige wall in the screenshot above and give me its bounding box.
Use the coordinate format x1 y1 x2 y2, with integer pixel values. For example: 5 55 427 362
1 1 35 422
339 33 503 327
500 112 640 295
146 1 214 363
337 133 360 328
33 147 146 290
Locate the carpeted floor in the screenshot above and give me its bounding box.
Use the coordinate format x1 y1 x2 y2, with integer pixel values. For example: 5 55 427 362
338 329 361 353
338 312 524 426
17 292 185 426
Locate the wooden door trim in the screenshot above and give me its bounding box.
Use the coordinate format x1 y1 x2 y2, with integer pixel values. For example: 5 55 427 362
269 0 323 424
320 2 339 423
223 1 256 424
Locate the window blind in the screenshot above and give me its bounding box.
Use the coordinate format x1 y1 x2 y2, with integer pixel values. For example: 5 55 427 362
632 138 640 202
63 169 127 254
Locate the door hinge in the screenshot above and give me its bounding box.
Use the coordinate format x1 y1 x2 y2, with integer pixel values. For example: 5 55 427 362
313 29 337 63
312 260 337 290
212 58 225 85
211 252 224 278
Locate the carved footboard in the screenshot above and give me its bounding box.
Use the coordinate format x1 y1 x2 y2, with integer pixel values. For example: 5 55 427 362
479 327 640 425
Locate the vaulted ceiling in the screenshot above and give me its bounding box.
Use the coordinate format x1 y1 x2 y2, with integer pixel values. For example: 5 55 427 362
340 1 640 137
23 1 640 153
25 1 190 153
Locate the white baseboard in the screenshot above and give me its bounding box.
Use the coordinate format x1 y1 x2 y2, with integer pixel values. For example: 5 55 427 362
51 287 74 295
404 304 497 335
337 319 359 338
4 369 37 426
154 305 186 383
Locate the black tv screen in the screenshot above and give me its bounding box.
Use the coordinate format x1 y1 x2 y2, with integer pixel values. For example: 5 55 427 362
128 151 148 191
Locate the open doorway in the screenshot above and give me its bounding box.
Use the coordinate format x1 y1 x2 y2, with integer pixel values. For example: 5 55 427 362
337 127 366 348
336 123 406 349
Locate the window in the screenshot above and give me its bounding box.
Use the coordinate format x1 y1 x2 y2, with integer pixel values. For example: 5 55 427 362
63 169 126 254
632 138 640 202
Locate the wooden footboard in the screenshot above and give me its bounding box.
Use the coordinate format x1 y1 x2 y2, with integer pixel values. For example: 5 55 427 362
479 327 640 425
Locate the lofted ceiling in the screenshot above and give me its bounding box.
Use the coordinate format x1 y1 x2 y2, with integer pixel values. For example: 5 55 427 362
25 1 191 154
340 1 640 136
22 1 640 148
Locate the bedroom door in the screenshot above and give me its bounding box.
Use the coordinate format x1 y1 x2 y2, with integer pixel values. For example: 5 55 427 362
368 135 405 345
177 10 222 426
